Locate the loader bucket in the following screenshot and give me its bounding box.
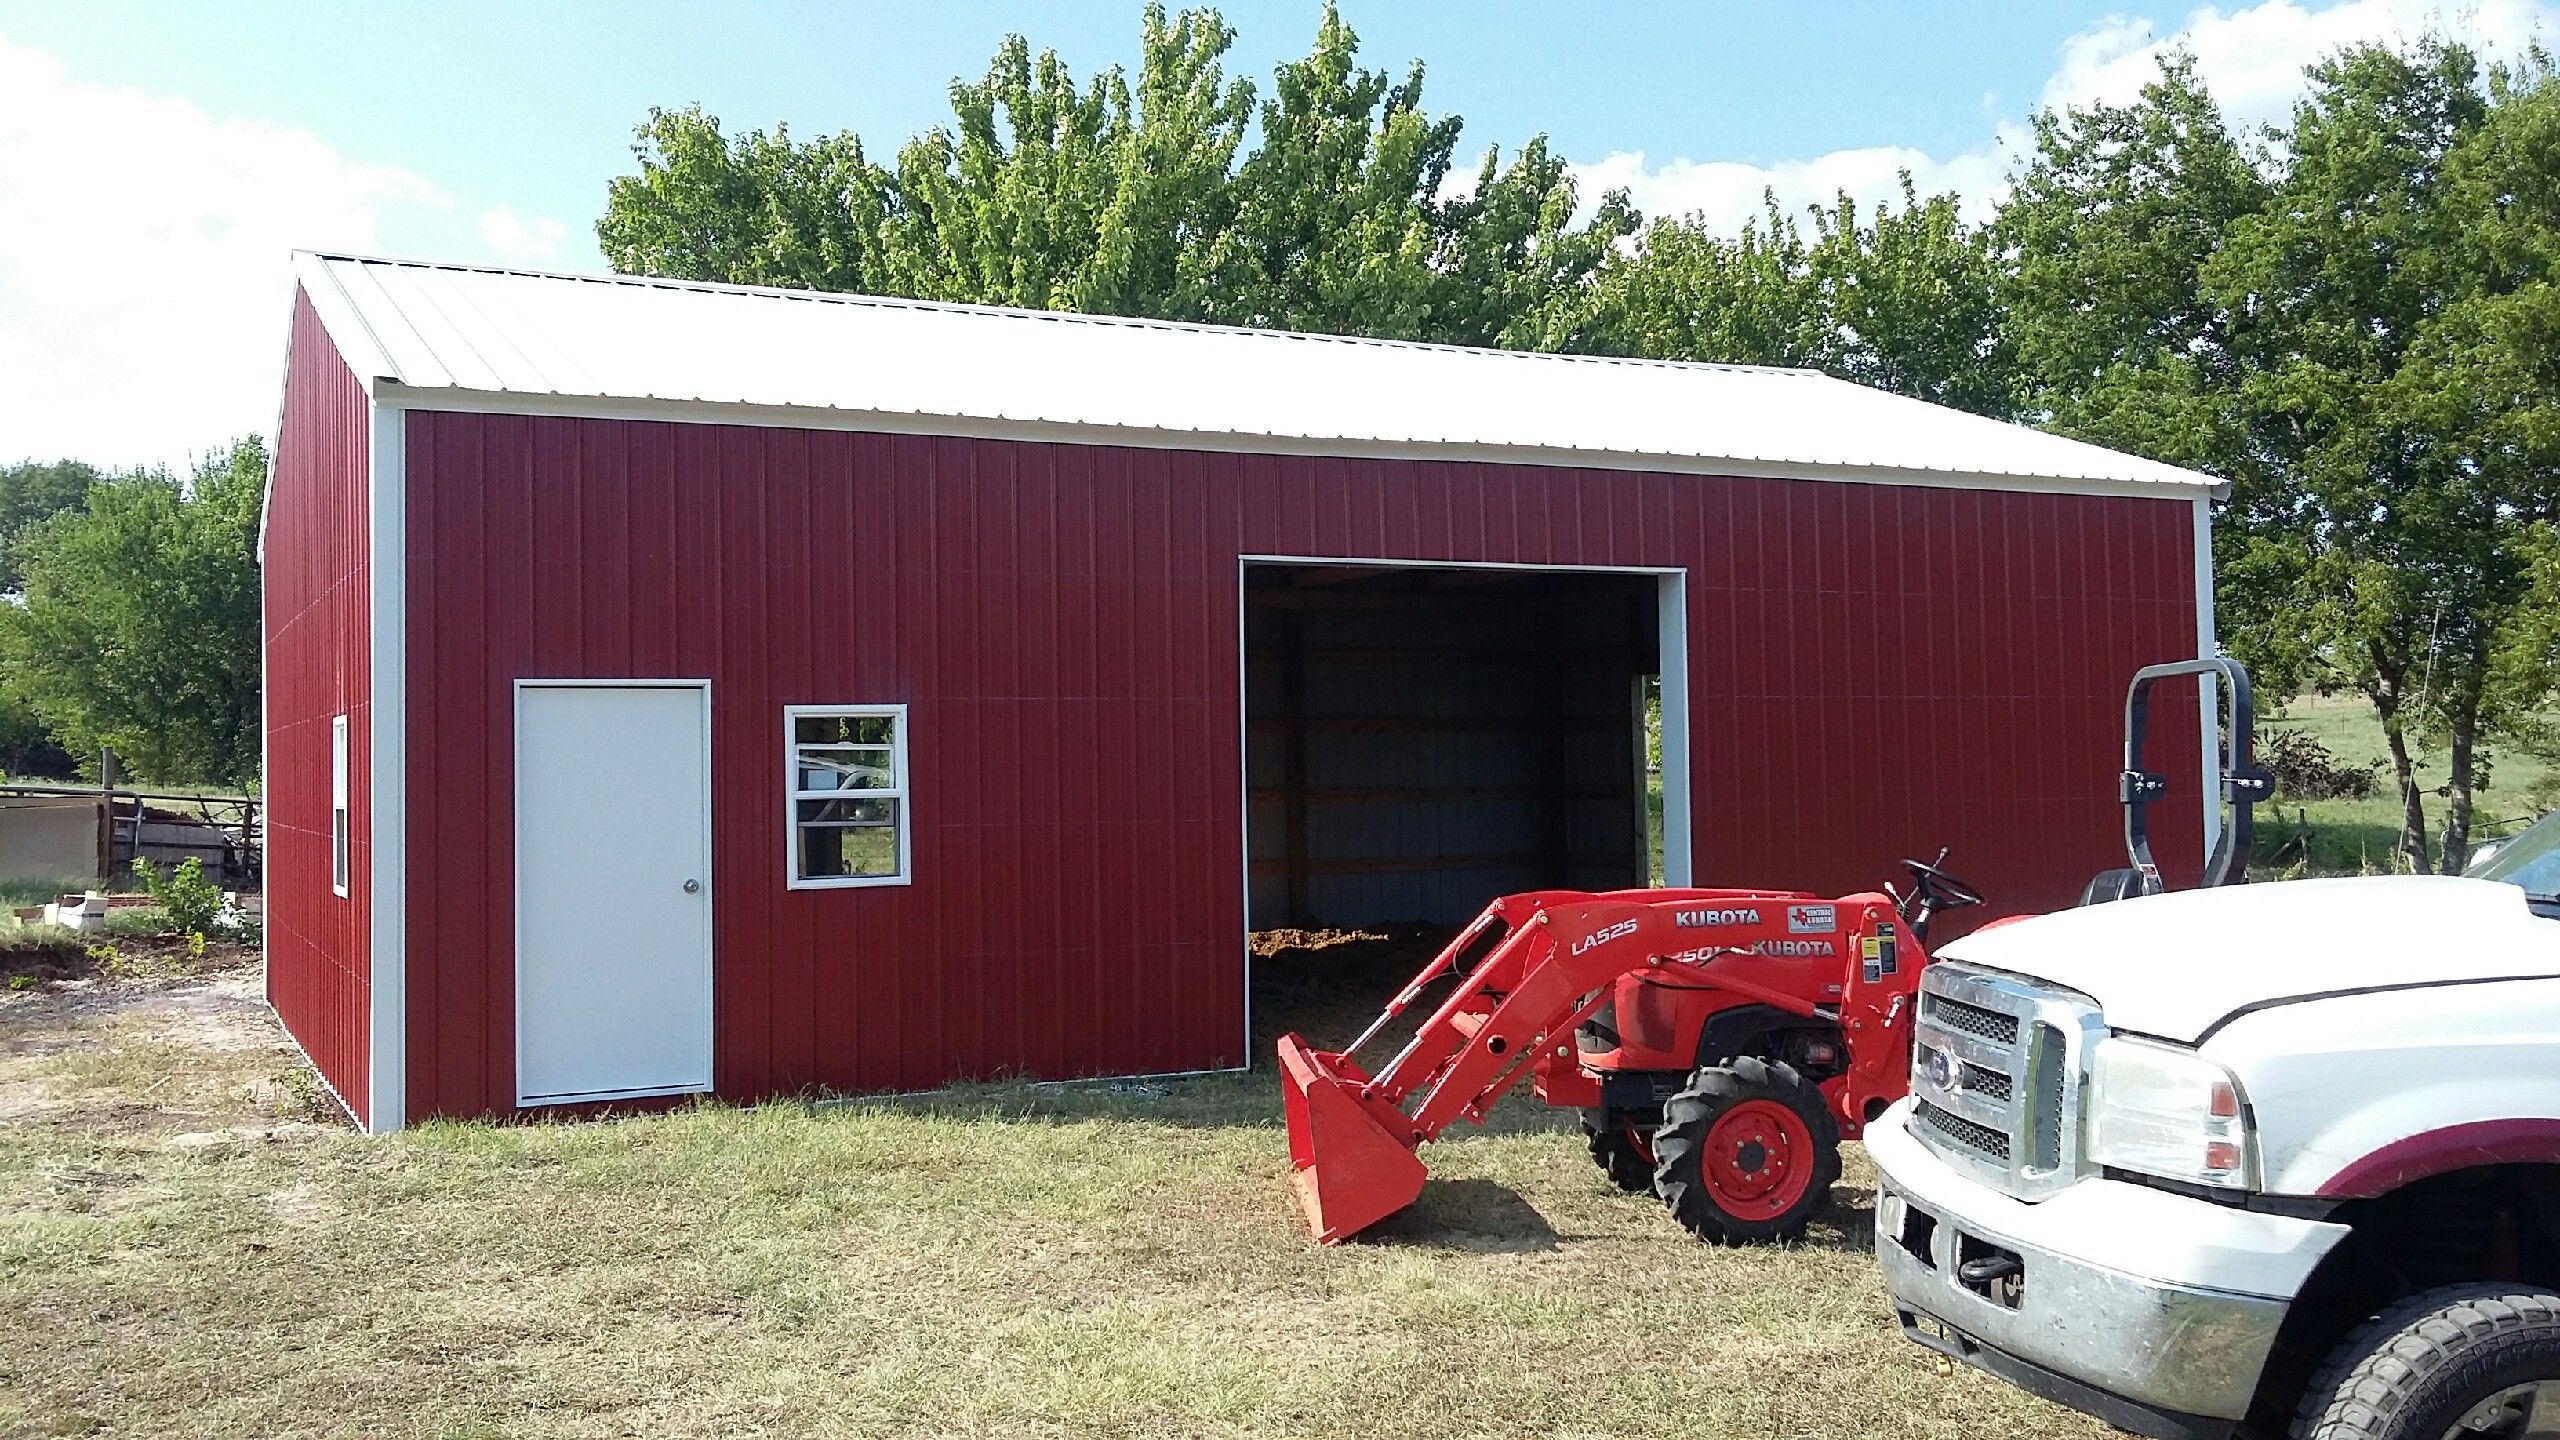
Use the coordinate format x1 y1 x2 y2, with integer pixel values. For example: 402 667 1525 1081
1277 1032 1427 1244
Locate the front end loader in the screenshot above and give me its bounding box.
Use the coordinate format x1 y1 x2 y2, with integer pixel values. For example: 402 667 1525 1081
1278 858 1982 1245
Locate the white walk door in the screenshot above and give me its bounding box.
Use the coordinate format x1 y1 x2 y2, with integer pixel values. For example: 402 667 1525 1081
515 682 714 1104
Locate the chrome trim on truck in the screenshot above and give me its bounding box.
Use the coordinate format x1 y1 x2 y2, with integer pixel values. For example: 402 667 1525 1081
1876 1178 2286 1429
1909 962 2104 1199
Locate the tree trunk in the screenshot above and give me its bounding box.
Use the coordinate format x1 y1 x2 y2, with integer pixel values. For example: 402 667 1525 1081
2438 668 2485 876
2367 669 2432 874
2381 724 2432 873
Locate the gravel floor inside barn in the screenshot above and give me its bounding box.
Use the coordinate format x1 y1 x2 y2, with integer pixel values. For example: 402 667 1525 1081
0 936 2109 1439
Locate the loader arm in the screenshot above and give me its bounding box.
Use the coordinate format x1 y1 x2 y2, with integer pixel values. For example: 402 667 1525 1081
1278 887 1904 1243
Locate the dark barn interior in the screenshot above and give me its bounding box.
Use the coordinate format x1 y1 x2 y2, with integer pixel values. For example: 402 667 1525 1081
1243 563 1661 932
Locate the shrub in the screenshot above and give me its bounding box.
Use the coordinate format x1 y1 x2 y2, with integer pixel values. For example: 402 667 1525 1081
131 856 226 939
2261 727 2383 801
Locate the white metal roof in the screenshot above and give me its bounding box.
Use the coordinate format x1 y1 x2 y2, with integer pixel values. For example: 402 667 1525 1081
292 251 2218 498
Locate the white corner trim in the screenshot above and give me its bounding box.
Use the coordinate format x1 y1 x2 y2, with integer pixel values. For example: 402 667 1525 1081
367 404 407 1135
2193 496 2222 868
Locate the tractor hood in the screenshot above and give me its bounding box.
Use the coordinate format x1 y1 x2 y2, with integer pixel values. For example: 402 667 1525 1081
1938 875 2560 1044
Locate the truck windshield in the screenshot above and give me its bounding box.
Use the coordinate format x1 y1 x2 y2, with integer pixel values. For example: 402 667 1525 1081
2470 810 2560 903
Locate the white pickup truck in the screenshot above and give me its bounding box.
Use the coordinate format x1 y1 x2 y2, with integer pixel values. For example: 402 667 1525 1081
1871 815 2560 1439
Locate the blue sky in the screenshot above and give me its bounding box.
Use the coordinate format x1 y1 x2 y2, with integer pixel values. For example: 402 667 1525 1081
0 0 2551 466
0 1 2145 273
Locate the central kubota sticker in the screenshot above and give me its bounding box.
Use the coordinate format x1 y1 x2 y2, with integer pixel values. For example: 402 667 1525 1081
1673 907 1761 928
1752 938 1836 958
1787 903 1836 934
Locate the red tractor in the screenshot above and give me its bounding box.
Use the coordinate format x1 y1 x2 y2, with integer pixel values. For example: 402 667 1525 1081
1279 657 2273 1248
1277 853 1984 1245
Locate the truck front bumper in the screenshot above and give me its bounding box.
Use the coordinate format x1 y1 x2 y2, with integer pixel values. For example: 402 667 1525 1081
1867 1101 2349 1438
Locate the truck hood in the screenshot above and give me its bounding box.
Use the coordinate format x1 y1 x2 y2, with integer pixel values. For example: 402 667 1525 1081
1938 876 2560 1043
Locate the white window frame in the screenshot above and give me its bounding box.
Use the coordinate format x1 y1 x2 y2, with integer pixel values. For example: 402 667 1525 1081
784 704 911 890
330 712 351 899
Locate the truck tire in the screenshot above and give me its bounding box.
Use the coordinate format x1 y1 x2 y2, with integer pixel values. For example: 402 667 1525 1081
2291 1284 2560 1439
1651 1056 1840 1245
1581 1112 1657 1193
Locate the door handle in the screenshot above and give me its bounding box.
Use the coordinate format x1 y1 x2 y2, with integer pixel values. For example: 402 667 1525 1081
682 879 702 894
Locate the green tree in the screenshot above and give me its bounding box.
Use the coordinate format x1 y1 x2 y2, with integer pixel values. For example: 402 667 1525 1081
595 109 890 293
0 440 265 784
0 458 101 592
2201 42 2556 871
595 4 1630 348
1572 181 2009 415
1993 56 2269 467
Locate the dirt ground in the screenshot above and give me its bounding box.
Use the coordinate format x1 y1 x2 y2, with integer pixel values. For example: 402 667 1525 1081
0 945 340 1138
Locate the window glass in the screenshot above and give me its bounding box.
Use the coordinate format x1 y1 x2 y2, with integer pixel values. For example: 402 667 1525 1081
788 708 907 885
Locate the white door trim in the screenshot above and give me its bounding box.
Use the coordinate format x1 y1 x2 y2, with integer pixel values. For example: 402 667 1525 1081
512 677 716 1106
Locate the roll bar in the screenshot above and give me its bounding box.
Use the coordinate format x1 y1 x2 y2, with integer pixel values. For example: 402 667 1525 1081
2118 657 2276 894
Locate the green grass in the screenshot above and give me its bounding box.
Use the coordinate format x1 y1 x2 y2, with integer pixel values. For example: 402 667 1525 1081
2254 692 2555 876
0 875 94 911
0 968 2109 1440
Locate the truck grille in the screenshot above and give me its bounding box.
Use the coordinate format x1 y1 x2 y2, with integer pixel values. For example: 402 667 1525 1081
1916 1099 2010 1160
1924 992 2018 1044
1907 962 2103 1200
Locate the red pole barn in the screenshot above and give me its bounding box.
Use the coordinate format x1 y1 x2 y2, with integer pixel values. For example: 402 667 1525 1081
261 252 2223 1133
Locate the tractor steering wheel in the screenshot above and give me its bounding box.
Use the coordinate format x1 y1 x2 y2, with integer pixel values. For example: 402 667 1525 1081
1901 852 1986 914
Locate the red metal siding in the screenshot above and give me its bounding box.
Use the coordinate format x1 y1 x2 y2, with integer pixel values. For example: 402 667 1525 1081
263 291 372 1125
401 414 2200 1121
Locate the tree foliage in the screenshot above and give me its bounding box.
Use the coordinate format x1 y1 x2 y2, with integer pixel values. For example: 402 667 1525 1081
597 4 1635 348
0 459 102 592
1567 182 2010 414
2005 41 2560 870
0 440 265 785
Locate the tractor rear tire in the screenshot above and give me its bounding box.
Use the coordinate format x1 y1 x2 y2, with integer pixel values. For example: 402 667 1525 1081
1652 1056 1841 1245
1582 1113 1658 1193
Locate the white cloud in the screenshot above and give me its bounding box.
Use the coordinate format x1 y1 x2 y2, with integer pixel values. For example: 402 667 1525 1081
1573 134 2024 236
0 33 576 469
477 204 569 267
2043 0 2555 134
1574 0 2557 234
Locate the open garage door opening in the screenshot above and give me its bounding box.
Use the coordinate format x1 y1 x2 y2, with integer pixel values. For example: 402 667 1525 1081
1240 560 1688 1050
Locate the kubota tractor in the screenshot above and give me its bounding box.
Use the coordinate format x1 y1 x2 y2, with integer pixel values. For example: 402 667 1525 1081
1277 656 2272 1249
1277 855 1985 1246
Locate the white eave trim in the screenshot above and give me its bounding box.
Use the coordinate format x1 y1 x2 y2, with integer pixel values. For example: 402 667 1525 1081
368 383 2225 502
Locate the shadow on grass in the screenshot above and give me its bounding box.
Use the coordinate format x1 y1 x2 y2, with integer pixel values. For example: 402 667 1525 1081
1803 1187 1879 1254
1355 1176 1560 1252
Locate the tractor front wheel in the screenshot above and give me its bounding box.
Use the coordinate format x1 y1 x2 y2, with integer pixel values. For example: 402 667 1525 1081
1581 1111 1659 1193
1652 1056 1841 1245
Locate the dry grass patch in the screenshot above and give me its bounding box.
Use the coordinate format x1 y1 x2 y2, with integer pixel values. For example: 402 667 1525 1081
0 963 2109 1439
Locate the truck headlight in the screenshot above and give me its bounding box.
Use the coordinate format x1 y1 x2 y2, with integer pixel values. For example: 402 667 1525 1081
2086 1035 2255 1189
